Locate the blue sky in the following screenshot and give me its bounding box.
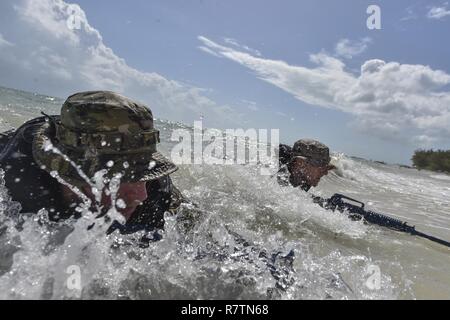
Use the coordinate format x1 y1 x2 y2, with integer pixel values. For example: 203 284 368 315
1 0 450 164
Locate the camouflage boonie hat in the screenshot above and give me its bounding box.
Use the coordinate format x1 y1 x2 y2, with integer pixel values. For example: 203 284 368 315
292 139 331 167
32 91 177 185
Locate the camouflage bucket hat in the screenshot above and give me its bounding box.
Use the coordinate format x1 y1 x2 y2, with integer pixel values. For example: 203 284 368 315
292 139 331 167
32 91 178 185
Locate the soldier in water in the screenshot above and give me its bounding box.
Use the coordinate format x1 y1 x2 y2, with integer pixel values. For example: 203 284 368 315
0 92 307 296
278 139 335 191
0 91 183 241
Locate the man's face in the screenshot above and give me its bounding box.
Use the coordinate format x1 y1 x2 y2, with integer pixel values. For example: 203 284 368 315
62 181 149 221
104 182 148 220
288 157 333 188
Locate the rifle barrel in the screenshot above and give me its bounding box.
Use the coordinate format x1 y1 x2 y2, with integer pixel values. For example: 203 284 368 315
412 230 450 248
327 194 450 249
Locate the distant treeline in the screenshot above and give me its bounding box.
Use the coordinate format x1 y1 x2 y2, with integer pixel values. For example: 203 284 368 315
412 149 450 173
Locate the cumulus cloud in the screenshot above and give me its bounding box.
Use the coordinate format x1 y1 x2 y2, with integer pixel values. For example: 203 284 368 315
427 2 450 20
0 0 239 127
335 38 372 59
198 36 450 145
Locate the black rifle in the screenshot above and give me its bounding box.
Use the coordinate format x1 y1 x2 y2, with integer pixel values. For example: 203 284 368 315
313 193 450 248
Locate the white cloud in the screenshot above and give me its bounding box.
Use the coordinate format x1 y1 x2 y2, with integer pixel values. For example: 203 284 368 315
400 6 418 21
198 46 223 58
0 33 13 47
198 36 450 145
427 3 450 20
223 38 262 57
335 38 372 59
412 135 439 147
241 99 259 112
0 0 239 128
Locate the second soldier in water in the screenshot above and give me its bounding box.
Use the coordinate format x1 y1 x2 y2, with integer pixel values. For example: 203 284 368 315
278 139 335 191
0 91 296 297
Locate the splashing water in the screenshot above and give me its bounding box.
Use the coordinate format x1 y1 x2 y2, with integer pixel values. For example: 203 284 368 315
1 87 449 299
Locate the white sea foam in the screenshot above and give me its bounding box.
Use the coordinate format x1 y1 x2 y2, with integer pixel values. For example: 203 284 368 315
1 87 449 299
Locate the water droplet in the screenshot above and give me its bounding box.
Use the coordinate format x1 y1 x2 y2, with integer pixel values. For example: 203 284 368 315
116 199 126 209
107 161 114 168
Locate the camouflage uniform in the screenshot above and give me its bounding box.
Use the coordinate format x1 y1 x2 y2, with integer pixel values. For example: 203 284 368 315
0 91 183 238
0 92 299 295
277 139 332 191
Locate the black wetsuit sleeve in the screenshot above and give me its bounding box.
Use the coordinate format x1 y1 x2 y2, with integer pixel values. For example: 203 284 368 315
0 117 67 218
0 130 16 153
